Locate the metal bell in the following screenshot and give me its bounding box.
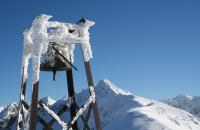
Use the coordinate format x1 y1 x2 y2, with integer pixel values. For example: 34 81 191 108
40 43 75 80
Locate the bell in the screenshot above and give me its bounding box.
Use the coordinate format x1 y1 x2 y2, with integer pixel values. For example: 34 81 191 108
40 43 74 81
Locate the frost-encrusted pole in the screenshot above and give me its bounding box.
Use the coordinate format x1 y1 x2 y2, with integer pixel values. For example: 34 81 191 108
28 14 67 130
17 28 33 130
83 62 102 130
28 14 52 130
78 18 102 130
66 66 78 130
16 67 28 130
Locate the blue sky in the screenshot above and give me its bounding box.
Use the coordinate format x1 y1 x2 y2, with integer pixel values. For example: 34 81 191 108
0 0 200 105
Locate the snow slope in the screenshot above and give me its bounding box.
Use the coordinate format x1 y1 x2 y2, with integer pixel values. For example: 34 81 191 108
94 80 200 130
162 95 200 118
1 79 200 130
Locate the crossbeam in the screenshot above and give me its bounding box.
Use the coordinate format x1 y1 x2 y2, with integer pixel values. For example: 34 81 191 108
44 104 70 128
37 85 95 130
21 100 49 127
38 100 70 130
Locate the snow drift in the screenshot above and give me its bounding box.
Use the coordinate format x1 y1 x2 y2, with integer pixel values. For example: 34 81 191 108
1 79 200 130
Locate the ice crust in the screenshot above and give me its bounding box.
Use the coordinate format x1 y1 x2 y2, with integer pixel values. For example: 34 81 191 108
22 14 95 83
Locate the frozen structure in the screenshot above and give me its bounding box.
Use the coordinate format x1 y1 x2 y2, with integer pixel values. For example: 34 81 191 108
21 14 94 84
16 14 102 130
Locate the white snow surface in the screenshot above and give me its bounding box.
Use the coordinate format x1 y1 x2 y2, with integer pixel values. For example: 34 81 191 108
1 80 200 130
162 95 200 118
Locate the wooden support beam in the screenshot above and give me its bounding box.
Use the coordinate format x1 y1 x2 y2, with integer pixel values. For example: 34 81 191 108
21 81 27 99
75 103 91 130
51 44 78 71
21 100 48 127
38 100 69 130
66 68 78 130
16 67 27 130
81 115 90 130
29 81 39 130
44 104 70 128
84 104 92 125
83 61 102 130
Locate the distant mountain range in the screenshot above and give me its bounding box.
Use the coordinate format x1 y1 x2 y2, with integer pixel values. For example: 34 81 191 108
162 94 200 118
1 79 200 130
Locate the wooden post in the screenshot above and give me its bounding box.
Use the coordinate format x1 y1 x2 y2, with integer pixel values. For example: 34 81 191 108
16 81 27 130
84 61 102 130
29 81 39 130
66 68 78 130
16 67 27 130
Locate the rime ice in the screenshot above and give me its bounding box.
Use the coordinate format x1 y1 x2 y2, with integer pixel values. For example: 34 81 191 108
22 14 95 83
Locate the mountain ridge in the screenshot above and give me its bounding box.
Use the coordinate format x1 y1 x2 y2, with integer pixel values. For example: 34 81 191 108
0 79 200 130
162 94 200 118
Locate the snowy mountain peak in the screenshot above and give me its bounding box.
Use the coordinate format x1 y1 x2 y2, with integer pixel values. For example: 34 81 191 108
41 96 56 106
175 94 193 100
96 79 132 96
0 103 18 129
0 103 18 119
